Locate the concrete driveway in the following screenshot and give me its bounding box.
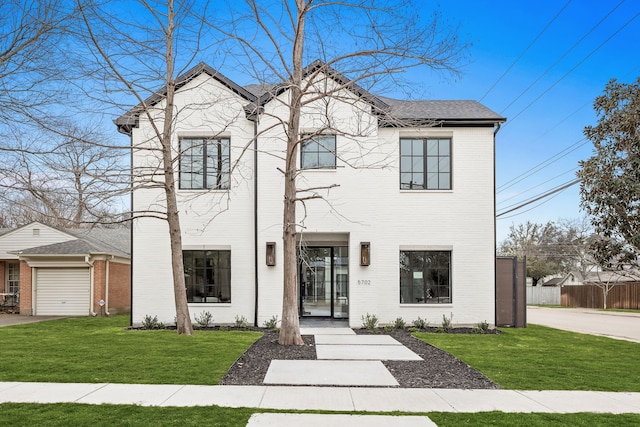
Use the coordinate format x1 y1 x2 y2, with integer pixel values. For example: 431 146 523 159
0 314 66 327
527 306 640 343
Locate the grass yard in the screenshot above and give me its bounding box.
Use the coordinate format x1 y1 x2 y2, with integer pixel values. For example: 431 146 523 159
1 404 639 427
0 315 261 384
416 324 640 391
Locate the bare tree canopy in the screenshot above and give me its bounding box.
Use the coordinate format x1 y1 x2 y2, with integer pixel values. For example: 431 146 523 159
209 0 466 344
578 77 640 269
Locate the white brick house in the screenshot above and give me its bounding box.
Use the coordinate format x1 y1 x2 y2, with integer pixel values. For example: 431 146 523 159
117 62 505 328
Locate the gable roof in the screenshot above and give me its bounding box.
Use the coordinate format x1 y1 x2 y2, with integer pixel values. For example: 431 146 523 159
15 227 130 258
115 62 258 135
116 60 505 134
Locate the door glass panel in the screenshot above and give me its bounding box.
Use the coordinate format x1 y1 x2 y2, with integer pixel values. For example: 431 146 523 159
301 248 331 317
299 246 349 318
333 247 349 318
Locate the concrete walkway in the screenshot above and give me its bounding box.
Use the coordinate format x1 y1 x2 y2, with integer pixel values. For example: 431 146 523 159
264 327 421 387
1 382 640 414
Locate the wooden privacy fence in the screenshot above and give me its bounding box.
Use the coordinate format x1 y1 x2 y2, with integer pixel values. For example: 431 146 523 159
561 282 640 309
527 286 560 305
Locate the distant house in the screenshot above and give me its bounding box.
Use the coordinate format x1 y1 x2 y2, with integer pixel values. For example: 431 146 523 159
0 222 130 316
117 61 505 328
544 270 640 287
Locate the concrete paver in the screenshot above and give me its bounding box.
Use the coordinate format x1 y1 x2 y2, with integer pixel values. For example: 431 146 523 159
246 413 437 427
75 383 184 406
350 387 454 412
435 389 549 413
316 343 422 360
161 384 266 408
0 382 107 404
259 385 355 411
518 390 640 414
264 360 398 386
300 327 355 335
314 334 402 345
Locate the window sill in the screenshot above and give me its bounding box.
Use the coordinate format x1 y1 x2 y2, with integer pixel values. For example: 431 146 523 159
399 303 453 307
399 189 453 194
300 168 337 172
189 302 232 306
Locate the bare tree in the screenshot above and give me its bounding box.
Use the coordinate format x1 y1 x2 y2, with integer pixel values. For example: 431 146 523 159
72 0 227 334
0 122 125 228
211 0 465 344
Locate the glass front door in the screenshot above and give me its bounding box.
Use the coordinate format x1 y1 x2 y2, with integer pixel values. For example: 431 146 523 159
299 246 348 318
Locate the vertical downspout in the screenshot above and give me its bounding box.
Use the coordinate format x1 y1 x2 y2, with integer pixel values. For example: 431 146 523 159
129 131 134 327
105 257 111 316
86 256 96 316
493 122 502 327
253 118 259 327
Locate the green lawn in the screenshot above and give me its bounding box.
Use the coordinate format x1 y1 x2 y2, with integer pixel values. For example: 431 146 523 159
1 404 639 427
415 324 640 391
0 315 261 384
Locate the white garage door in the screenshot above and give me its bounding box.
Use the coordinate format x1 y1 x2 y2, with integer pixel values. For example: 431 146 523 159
36 268 90 316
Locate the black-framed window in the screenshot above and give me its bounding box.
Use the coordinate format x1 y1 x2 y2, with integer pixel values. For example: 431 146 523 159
400 138 451 190
400 250 451 304
301 135 336 169
183 250 231 303
179 137 230 189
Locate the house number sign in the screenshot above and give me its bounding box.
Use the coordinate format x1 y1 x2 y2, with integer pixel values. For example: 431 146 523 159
357 279 371 285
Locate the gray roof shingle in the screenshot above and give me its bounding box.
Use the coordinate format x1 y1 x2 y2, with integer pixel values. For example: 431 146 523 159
17 228 130 258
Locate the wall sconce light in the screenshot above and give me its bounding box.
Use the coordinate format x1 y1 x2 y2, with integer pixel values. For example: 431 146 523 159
360 242 370 266
266 242 276 266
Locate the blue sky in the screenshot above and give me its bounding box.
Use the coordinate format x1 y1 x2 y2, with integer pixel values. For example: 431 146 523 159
410 0 640 242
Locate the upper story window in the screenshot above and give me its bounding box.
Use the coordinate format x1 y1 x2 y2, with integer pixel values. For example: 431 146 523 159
301 135 336 169
400 138 451 190
179 137 230 190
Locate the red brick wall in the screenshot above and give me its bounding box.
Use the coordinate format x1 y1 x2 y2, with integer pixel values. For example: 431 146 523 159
19 261 32 315
93 260 131 315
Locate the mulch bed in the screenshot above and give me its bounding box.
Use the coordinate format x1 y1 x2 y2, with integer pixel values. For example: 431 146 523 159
220 329 499 389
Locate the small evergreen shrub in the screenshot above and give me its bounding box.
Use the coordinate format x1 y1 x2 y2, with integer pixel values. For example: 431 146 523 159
361 313 379 331
263 315 279 330
234 315 250 329
441 312 453 332
393 317 406 329
141 315 164 330
412 316 429 330
194 311 214 328
473 320 490 334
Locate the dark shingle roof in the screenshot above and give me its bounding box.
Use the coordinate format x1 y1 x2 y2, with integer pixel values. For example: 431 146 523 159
116 60 505 133
17 228 130 258
379 98 504 121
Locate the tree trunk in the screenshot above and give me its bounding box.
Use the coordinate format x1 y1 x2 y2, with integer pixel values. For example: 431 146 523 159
278 0 306 346
162 0 192 335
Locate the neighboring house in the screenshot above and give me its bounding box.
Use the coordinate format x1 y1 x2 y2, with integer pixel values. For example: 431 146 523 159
117 61 505 328
0 222 130 316
544 270 640 287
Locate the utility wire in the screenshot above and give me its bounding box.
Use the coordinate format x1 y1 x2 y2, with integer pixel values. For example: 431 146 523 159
497 138 586 192
500 0 626 115
497 166 579 207
479 0 574 102
506 10 640 124
496 178 581 218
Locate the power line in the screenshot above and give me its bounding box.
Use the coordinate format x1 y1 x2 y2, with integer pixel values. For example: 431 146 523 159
479 0 574 102
506 10 640 124
497 166 579 207
497 138 587 193
499 0 627 115
496 178 581 218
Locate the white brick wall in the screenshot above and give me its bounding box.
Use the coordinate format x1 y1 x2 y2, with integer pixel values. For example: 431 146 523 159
131 71 496 328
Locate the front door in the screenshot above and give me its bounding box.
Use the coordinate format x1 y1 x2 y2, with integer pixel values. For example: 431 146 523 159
299 246 348 318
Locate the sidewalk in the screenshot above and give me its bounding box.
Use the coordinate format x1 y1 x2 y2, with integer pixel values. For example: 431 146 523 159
1 381 640 413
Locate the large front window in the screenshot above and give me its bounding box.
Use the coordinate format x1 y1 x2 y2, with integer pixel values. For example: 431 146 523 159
301 135 336 169
179 137 230 189
400 138 451 190
183 250 231 303
400 251 451 304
